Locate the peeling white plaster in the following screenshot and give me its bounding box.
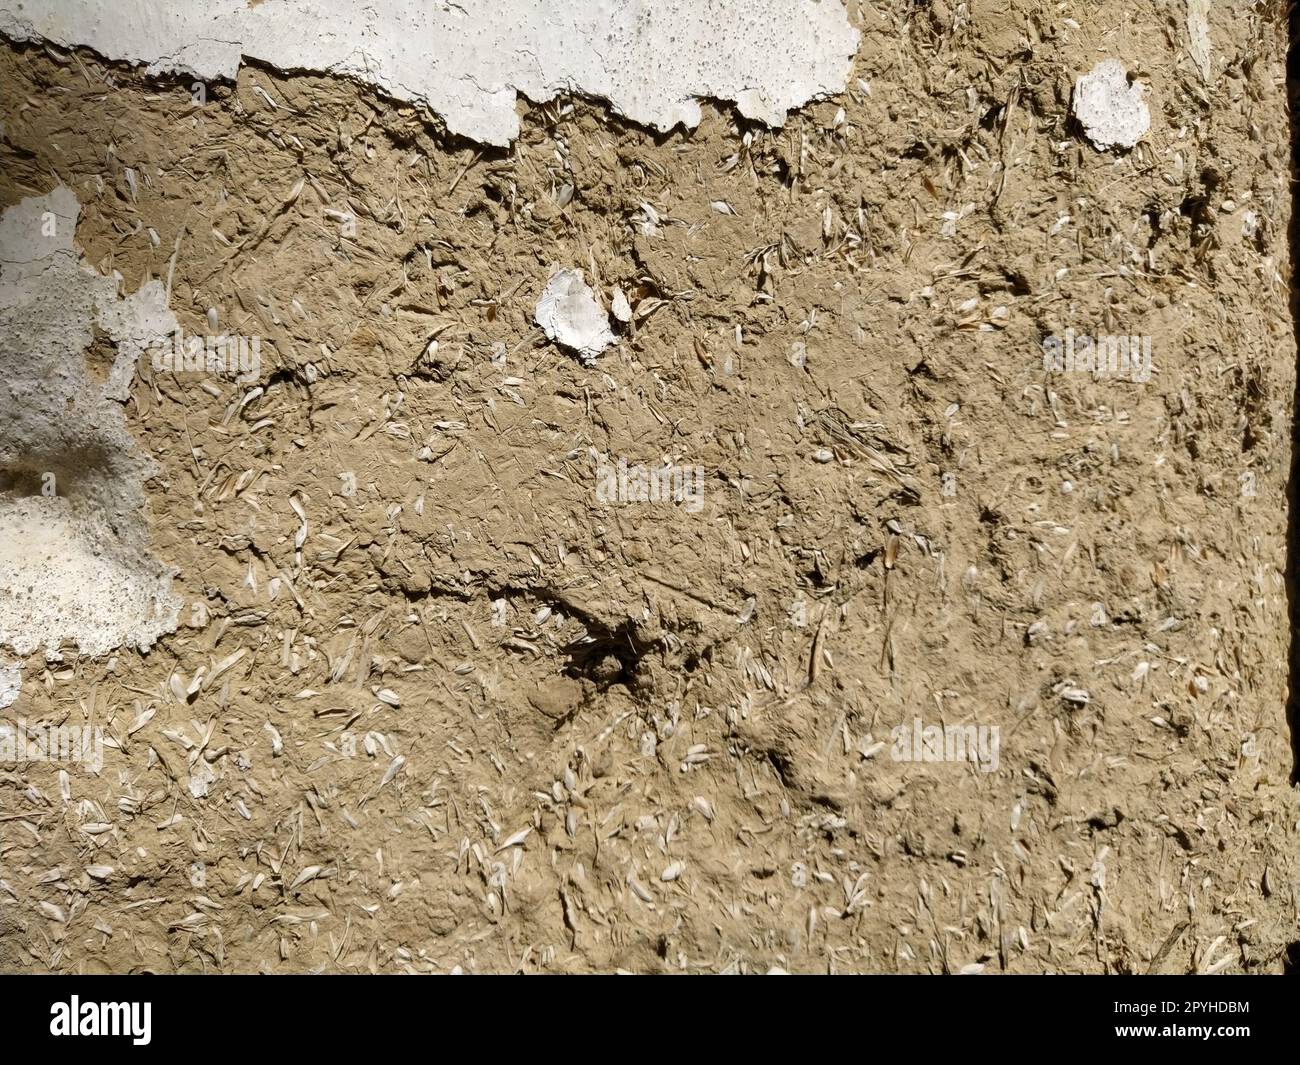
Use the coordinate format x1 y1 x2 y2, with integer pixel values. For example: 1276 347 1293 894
0 188 180 659
0 0 859 146
536 269 616 362
1073 60 1150 152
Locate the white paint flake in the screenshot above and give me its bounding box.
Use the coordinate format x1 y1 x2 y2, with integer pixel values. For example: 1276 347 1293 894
1073 60 1150 152
0 659 19 710
535 269 616 363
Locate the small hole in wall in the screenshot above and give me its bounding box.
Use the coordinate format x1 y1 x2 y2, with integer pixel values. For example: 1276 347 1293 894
563 619 654 692
84 327 118 389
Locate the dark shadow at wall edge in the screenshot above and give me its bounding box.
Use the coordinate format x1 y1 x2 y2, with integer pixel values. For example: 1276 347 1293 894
1286 0 1300 976
1286 0 1300 787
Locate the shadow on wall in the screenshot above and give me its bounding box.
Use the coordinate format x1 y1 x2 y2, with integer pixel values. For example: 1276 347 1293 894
1284 0 1299 977
1286 0 1299 790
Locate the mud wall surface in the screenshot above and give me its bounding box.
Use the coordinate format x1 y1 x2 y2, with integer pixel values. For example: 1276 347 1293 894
0 0 1296 974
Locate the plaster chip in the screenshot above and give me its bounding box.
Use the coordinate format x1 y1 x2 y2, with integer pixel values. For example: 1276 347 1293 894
535 269 616 363
1073 59 1150 151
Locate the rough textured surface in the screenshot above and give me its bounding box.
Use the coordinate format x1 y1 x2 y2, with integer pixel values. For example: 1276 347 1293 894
0 0 1296 975
0 0 860 146
0 188 179 658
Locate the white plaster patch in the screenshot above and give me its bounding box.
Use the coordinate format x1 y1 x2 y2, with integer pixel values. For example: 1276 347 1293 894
0 659 19 710
0 188 181 659
1073 60 1150 151
0 0 859 147
535 269 616 363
